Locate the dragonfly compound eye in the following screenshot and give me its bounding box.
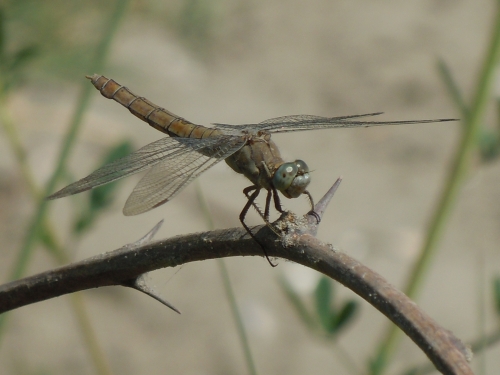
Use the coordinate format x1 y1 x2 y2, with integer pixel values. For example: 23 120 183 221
273 160 311 198
284 159 311 198
273 162 299 191
284 170 310 198
294 160 309 174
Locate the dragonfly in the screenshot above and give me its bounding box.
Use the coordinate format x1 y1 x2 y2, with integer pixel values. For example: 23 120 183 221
48 75 456 266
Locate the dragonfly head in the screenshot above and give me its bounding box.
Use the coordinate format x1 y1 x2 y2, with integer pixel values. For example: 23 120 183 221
272 160 311 198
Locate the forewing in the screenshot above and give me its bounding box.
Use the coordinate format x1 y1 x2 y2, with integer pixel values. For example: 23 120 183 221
213 112 455 134
123 135 246 216
212 113 382 132
256 113 455 133
47 136 236 200
258 112 384 125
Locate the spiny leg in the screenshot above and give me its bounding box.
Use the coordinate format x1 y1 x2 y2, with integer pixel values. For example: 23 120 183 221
264 189 272 221
244 186 266 220
245 187 283 238
244 187 276 228
240 186 277 267
272 187 284 213
304 190 321 223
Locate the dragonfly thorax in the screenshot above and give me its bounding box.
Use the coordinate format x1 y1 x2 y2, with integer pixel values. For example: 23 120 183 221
273 160 311 198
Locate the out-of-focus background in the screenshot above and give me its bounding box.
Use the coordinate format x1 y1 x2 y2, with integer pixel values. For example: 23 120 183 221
1 0 499 374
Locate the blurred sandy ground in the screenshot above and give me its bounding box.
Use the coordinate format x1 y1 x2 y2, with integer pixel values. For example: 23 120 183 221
1 0 500 374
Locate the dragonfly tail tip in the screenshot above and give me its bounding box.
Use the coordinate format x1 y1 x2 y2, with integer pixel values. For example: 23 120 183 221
85 74 98 81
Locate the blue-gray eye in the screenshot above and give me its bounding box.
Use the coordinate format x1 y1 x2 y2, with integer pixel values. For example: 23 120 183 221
285 173 310 198
283 159 311 198
295 160 309 174
273 162 298 190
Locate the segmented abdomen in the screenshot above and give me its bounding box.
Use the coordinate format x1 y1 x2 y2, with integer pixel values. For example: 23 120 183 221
86 74 221 139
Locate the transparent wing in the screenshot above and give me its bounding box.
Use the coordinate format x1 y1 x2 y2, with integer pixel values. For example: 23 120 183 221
213 112 456 134
47 135 243 200
123 135 246 215
258 112 384 126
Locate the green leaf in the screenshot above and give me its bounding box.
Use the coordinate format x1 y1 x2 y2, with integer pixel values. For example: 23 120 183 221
369 354 387 375
89 183 115 211
88 140 133 212
0 45 39 95
72 140 133 234
438 58 500 164
38 225 58 252
101 139 134 165
315 276 334 331
0 7 5 62
479 130 500 161
73 211 94 234
437 58 469 119
493 277 500 316
330 300 358 334
8 45 39 71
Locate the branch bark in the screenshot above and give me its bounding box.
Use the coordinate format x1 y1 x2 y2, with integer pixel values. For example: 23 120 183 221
0 179 473 375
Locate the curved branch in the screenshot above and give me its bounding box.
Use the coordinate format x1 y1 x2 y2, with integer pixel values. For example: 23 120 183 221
0 179 473 375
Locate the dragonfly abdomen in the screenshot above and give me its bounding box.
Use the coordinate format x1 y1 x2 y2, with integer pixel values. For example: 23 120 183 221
86 74 220 139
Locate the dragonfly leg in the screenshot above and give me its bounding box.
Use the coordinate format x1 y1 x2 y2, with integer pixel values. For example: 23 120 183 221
304 190 321 223
247 187 283 237
244 186 266 220
264 189 272 221
243 185 257 202
259 161 281 219
240 186 277 267
272 187 284 213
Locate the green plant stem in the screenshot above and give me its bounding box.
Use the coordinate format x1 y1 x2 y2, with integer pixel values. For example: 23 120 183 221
0 97 114 375
71 293 114 375
6 0 129 286
195 182 258 375
0 0 130 353
476 254 487 375
0 95 66 261
372 5 500 374
0 96 38 196
0 2 130 372
217 259 258 375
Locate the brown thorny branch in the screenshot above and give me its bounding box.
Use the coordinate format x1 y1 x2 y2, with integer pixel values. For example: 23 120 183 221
0 178 473 375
